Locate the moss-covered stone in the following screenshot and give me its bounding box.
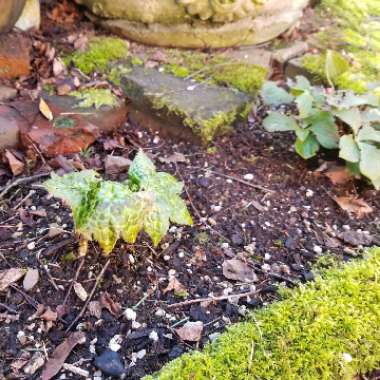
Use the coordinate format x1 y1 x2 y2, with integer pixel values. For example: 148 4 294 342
120 66 251 143
145 247 380 380
64 37 129 75
301 0 380 94
70 88 119 109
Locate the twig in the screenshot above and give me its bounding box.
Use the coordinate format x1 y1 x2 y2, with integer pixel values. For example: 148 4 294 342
63 257 85 306
0 303 17 314
167 288 260 309
41 265 59 291
12 190 36 210
202 169 273 193
0 173 50 200
65 259 111 333
9 284 38 310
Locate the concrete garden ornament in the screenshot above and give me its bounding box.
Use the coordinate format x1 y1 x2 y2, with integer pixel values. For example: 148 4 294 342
75 0 310 48
0 0 40 33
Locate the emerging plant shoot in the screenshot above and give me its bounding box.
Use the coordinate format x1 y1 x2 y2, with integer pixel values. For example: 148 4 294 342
44 150 193 255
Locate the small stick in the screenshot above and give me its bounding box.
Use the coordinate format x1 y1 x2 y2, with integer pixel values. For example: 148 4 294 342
0 173 50 200
63 257 85 306
167 288 260 309
0 303 17 314
65 259 111 333
41 265 59 291
202 169 273 193
9 284 38 310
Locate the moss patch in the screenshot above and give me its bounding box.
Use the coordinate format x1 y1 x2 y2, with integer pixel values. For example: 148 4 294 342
145 247 380 380
65 37 129 75
70 88 119 109
304 0 380 93
164 51 267 95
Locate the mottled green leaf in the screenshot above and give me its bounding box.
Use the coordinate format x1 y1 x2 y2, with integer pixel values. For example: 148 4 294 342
44 151 192 254
339 135 360 163
358 126 380 144
263 113 298 132
295 134 320 159
309 112 339 149
260 82 294 106
358 142 380 190
335 108 362 134
296 91 314 118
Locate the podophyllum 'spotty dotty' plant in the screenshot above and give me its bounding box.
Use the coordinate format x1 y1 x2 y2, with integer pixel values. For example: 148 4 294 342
44 150 193 255
261 76 380 189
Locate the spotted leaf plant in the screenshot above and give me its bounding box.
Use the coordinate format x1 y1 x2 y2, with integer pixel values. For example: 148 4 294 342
261 76 380 189
44 150 193 255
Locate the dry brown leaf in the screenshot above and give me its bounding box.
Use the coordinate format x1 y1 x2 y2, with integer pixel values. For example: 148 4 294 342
88 301 102 319
0 268 26 292
56 304 70 319
334 196 373 218
39 98 53 121
159 152 187 165
222 259 258 283
11 352 31 374
325 167 352 185
104 155 131 174
5 150 25 176
24 352 45 375
99 292 122 316
176 321 203 342
73 282 88 301
40 307 58 322
164 277 187 295
41 332 86 380
23 268 39 291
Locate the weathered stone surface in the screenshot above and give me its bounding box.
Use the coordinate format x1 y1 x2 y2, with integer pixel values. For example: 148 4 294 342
0 0 26 33
222 47 273 70
15 0 40 31
0 33 30 79
9 95 127 156
0 85 17 102
272 41 309 64
76 0 309 48
284 57 321 83
120 66 251 143
0 105 27 149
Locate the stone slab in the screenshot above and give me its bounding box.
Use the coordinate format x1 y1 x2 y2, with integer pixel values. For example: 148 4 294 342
0 105 26 149
120 66 251 143
0 33 30 79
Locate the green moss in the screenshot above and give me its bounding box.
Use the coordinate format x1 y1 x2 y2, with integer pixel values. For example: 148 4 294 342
145 247 380 380
107 64 133 86
65 37 129 75
305 0 380 93
164 50 267 95
70 88 119 109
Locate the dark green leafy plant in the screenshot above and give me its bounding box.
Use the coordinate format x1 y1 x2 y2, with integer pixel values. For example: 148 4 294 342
44 151 193 255
261 77 380 189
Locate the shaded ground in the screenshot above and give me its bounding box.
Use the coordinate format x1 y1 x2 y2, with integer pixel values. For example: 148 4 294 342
0 1 380 379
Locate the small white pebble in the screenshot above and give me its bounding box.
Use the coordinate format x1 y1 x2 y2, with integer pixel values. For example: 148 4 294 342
168 269 176 276
264 253 271 261
178 251 185 258
132 321 142 329
149 330 159 342
27 242 36 250
306 189 314 198
155 308 166 318
243 173 254 181
261 263 271 272
342 353 353 363
124 308 137 321
313 245 323 254
163 255 171 261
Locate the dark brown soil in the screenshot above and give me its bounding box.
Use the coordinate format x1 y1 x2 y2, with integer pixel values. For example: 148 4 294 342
0 1 379 379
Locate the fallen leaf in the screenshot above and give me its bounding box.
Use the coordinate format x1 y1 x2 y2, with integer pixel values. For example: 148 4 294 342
334 196 373 218
5 150 25 176
56 304 70 319
164 277 187 296
24 352 45 375
104 155 132 174
0 268 26 292
11 352 31 374
53 58 66 77
99 292 122 316
325 166 352 185
40 307 58 322
176 321 203 342
73 282 88 301
39 98 54 121
222 259 258 282
41 332 86 380
23 268 39 291
339 230 374 247
88 301 102 319
159 152 187 165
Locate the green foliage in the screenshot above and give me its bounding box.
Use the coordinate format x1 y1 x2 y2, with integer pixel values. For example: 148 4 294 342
65 37 129 75
70 89 119 109
261 77 380 188
44 151 192 254
145 247 380 380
